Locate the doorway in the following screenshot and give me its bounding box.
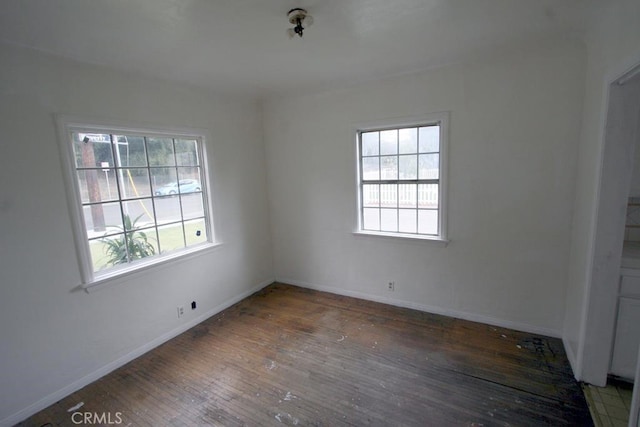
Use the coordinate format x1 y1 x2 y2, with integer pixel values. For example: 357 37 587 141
583 64 640 426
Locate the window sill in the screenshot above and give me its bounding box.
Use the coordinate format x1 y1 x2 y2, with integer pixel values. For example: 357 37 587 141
352 231 449 246
82 242 223 293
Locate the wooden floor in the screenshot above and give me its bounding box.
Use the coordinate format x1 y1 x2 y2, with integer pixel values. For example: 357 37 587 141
21 283 592 426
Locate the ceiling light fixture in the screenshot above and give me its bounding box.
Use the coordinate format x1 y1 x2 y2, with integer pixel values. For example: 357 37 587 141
287 8 313 39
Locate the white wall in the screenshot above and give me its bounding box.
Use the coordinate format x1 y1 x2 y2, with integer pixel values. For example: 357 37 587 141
628 137 640 198
563 0 640 384
0 44 273 424
263 40 585 336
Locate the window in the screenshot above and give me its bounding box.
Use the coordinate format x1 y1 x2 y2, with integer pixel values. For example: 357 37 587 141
58 118 216 286
356 114 448 241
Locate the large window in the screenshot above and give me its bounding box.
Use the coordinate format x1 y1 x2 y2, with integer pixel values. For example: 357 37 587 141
58 118 215 286
357 114 448 240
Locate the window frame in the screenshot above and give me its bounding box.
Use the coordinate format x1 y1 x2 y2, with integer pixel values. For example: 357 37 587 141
56 115 220 290
354 113 449 243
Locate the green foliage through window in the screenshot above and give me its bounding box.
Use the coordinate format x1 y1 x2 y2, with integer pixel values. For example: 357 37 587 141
102 214 156 265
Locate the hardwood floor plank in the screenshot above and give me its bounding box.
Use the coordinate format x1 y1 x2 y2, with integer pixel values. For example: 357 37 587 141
18 283 592 426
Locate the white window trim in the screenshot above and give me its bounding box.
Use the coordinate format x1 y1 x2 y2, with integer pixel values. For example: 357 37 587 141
352 112 450 243
55 115 220 290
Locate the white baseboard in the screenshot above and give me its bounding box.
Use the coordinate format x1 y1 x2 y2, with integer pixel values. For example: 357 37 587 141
562 335 581 381
1 278 274 427
277 277 562 339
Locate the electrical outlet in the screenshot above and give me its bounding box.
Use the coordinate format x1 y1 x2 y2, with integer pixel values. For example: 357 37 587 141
388 281 395 291
177 306 184 318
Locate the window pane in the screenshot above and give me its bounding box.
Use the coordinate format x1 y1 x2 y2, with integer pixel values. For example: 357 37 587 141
418 184 439 209
83 201 120 235
381 156 398 180
157 222 186 253
88 236 113 273
118 168 152 199
398 183 417 208
147 137 176 166
177 168 202 194
185 218 208 246
178 166 201 181
418 154 439 179
92 233 125 271
363 208 380 230
154 196 182 224
399 209 417 233
115 135 147 167
151 167 179 196
419 126 440 153
361 132 379 156
380 130 398 155
121 199 155 229
125 227 158 262
380 184 397 208
399 155 417 179
362 184 379 208
175 139 199 166
182 193 204 221
399 128 417 154
362 157 380 180
78 169 118 203
380 209 398 232
418 210 438 235
73 133 114 169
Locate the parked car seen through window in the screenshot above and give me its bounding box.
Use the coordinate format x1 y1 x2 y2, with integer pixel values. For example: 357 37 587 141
155 179 201 196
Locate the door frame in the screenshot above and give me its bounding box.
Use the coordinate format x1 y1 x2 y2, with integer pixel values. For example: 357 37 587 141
580 60 640 387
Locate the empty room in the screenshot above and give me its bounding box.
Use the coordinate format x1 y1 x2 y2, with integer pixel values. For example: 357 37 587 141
1 1 640 426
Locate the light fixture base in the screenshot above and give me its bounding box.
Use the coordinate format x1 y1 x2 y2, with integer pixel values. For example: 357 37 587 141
287 8 313 38
287 8 308 25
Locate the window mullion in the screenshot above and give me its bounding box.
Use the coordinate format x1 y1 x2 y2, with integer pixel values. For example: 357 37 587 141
415 182 419 234
396 182 400 233
173 138 188 248
143 136 162 255
362 179 438 185
109 133 131 263
358 134 361 230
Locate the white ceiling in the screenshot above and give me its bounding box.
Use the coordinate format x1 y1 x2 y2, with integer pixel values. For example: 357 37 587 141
0 0 598 98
